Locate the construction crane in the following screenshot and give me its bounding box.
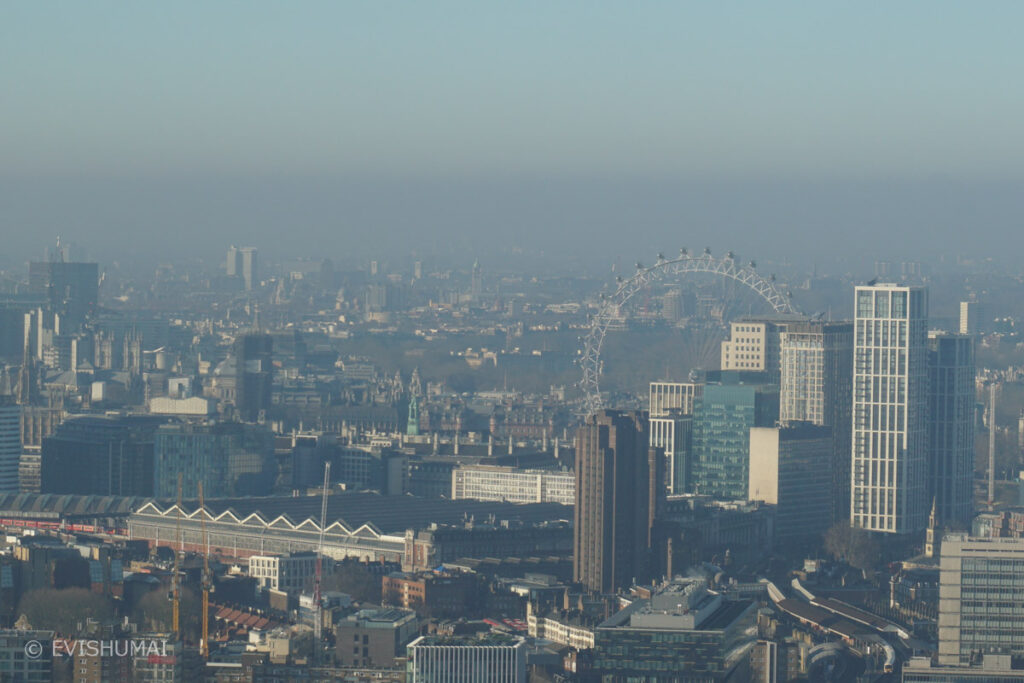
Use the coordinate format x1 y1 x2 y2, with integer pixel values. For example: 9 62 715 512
313 462 331 661
171 473 182 640
199 481 213 660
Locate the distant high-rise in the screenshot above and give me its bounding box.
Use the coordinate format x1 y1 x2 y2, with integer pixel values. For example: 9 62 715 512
240 247 258 291
470 260 482 301
779 321 853 521
927 332 975 527
226 245 257 290
851 284 929 534
226 245 241 277
958 300 986 335
574 410 660 594
0 398 20 493
234 332 273 422
690 376 779 500
27 260 98 328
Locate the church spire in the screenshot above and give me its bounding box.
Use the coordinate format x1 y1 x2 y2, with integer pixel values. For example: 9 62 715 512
925 496 940 559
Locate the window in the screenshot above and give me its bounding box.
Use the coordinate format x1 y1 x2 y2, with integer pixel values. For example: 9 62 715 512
892 291 906 318
858 291 873 318
875 291 889 318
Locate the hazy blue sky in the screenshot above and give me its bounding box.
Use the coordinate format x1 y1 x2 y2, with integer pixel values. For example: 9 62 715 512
3 3 1023 267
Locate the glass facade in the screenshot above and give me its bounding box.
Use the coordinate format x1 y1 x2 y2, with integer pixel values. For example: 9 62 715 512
691 383 778 500
154 422 275 499
927 333 975 526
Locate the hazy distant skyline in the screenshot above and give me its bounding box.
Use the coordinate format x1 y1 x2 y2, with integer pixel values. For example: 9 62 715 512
3 3 1024 265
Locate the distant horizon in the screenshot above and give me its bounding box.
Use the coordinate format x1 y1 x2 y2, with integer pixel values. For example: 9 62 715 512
5 4 1024 270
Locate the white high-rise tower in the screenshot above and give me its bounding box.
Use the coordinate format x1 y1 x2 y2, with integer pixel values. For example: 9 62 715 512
851 283 928 533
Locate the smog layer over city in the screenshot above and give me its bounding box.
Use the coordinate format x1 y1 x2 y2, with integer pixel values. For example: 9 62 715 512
2 4 1024 682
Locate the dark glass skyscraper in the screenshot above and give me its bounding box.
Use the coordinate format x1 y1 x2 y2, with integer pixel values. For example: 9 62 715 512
27 260 99 328
927 332 975 527
40 415 167 496
234 332 273 422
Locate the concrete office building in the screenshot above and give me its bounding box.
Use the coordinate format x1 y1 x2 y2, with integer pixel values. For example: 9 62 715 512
720 315 808 377
650 414 692 495
691 378 779 501
649 381 701 495
780 321 853 521
407 634 526 683
749 422 833 545
336 607 418 668
593 578 756 682
851 284 929 534
249 551 324 594
938 535 1024 666
649 381 702 417
904 655 1024 682
928 332 975 527
574 410 660 594
451 465 574 505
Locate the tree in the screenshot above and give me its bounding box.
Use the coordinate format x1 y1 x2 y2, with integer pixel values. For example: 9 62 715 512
823 522 880 572
16 588 115 635
133 586 202 643
319 561 381 604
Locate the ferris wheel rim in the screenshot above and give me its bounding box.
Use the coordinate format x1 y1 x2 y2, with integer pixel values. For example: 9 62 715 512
579 251 799 414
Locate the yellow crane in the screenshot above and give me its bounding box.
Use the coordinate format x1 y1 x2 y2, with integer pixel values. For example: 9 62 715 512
172 473 182 639
199 481 213 659
313 462 331 662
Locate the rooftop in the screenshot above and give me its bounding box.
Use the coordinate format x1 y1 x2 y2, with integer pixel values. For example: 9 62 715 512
136 491 571 535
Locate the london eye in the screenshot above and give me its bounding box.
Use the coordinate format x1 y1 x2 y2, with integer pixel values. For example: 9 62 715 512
578 248 800 414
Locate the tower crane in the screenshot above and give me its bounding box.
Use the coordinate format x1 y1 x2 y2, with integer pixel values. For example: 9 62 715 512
313 462 331 661
172 473 182 640
199 481 213 659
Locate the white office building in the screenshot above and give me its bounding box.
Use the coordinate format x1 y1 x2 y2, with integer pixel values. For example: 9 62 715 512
249 551 324 593
649 382 701 495
450 465 574 505
407 634 526 683
851 284 929 533
938 535 1024 666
